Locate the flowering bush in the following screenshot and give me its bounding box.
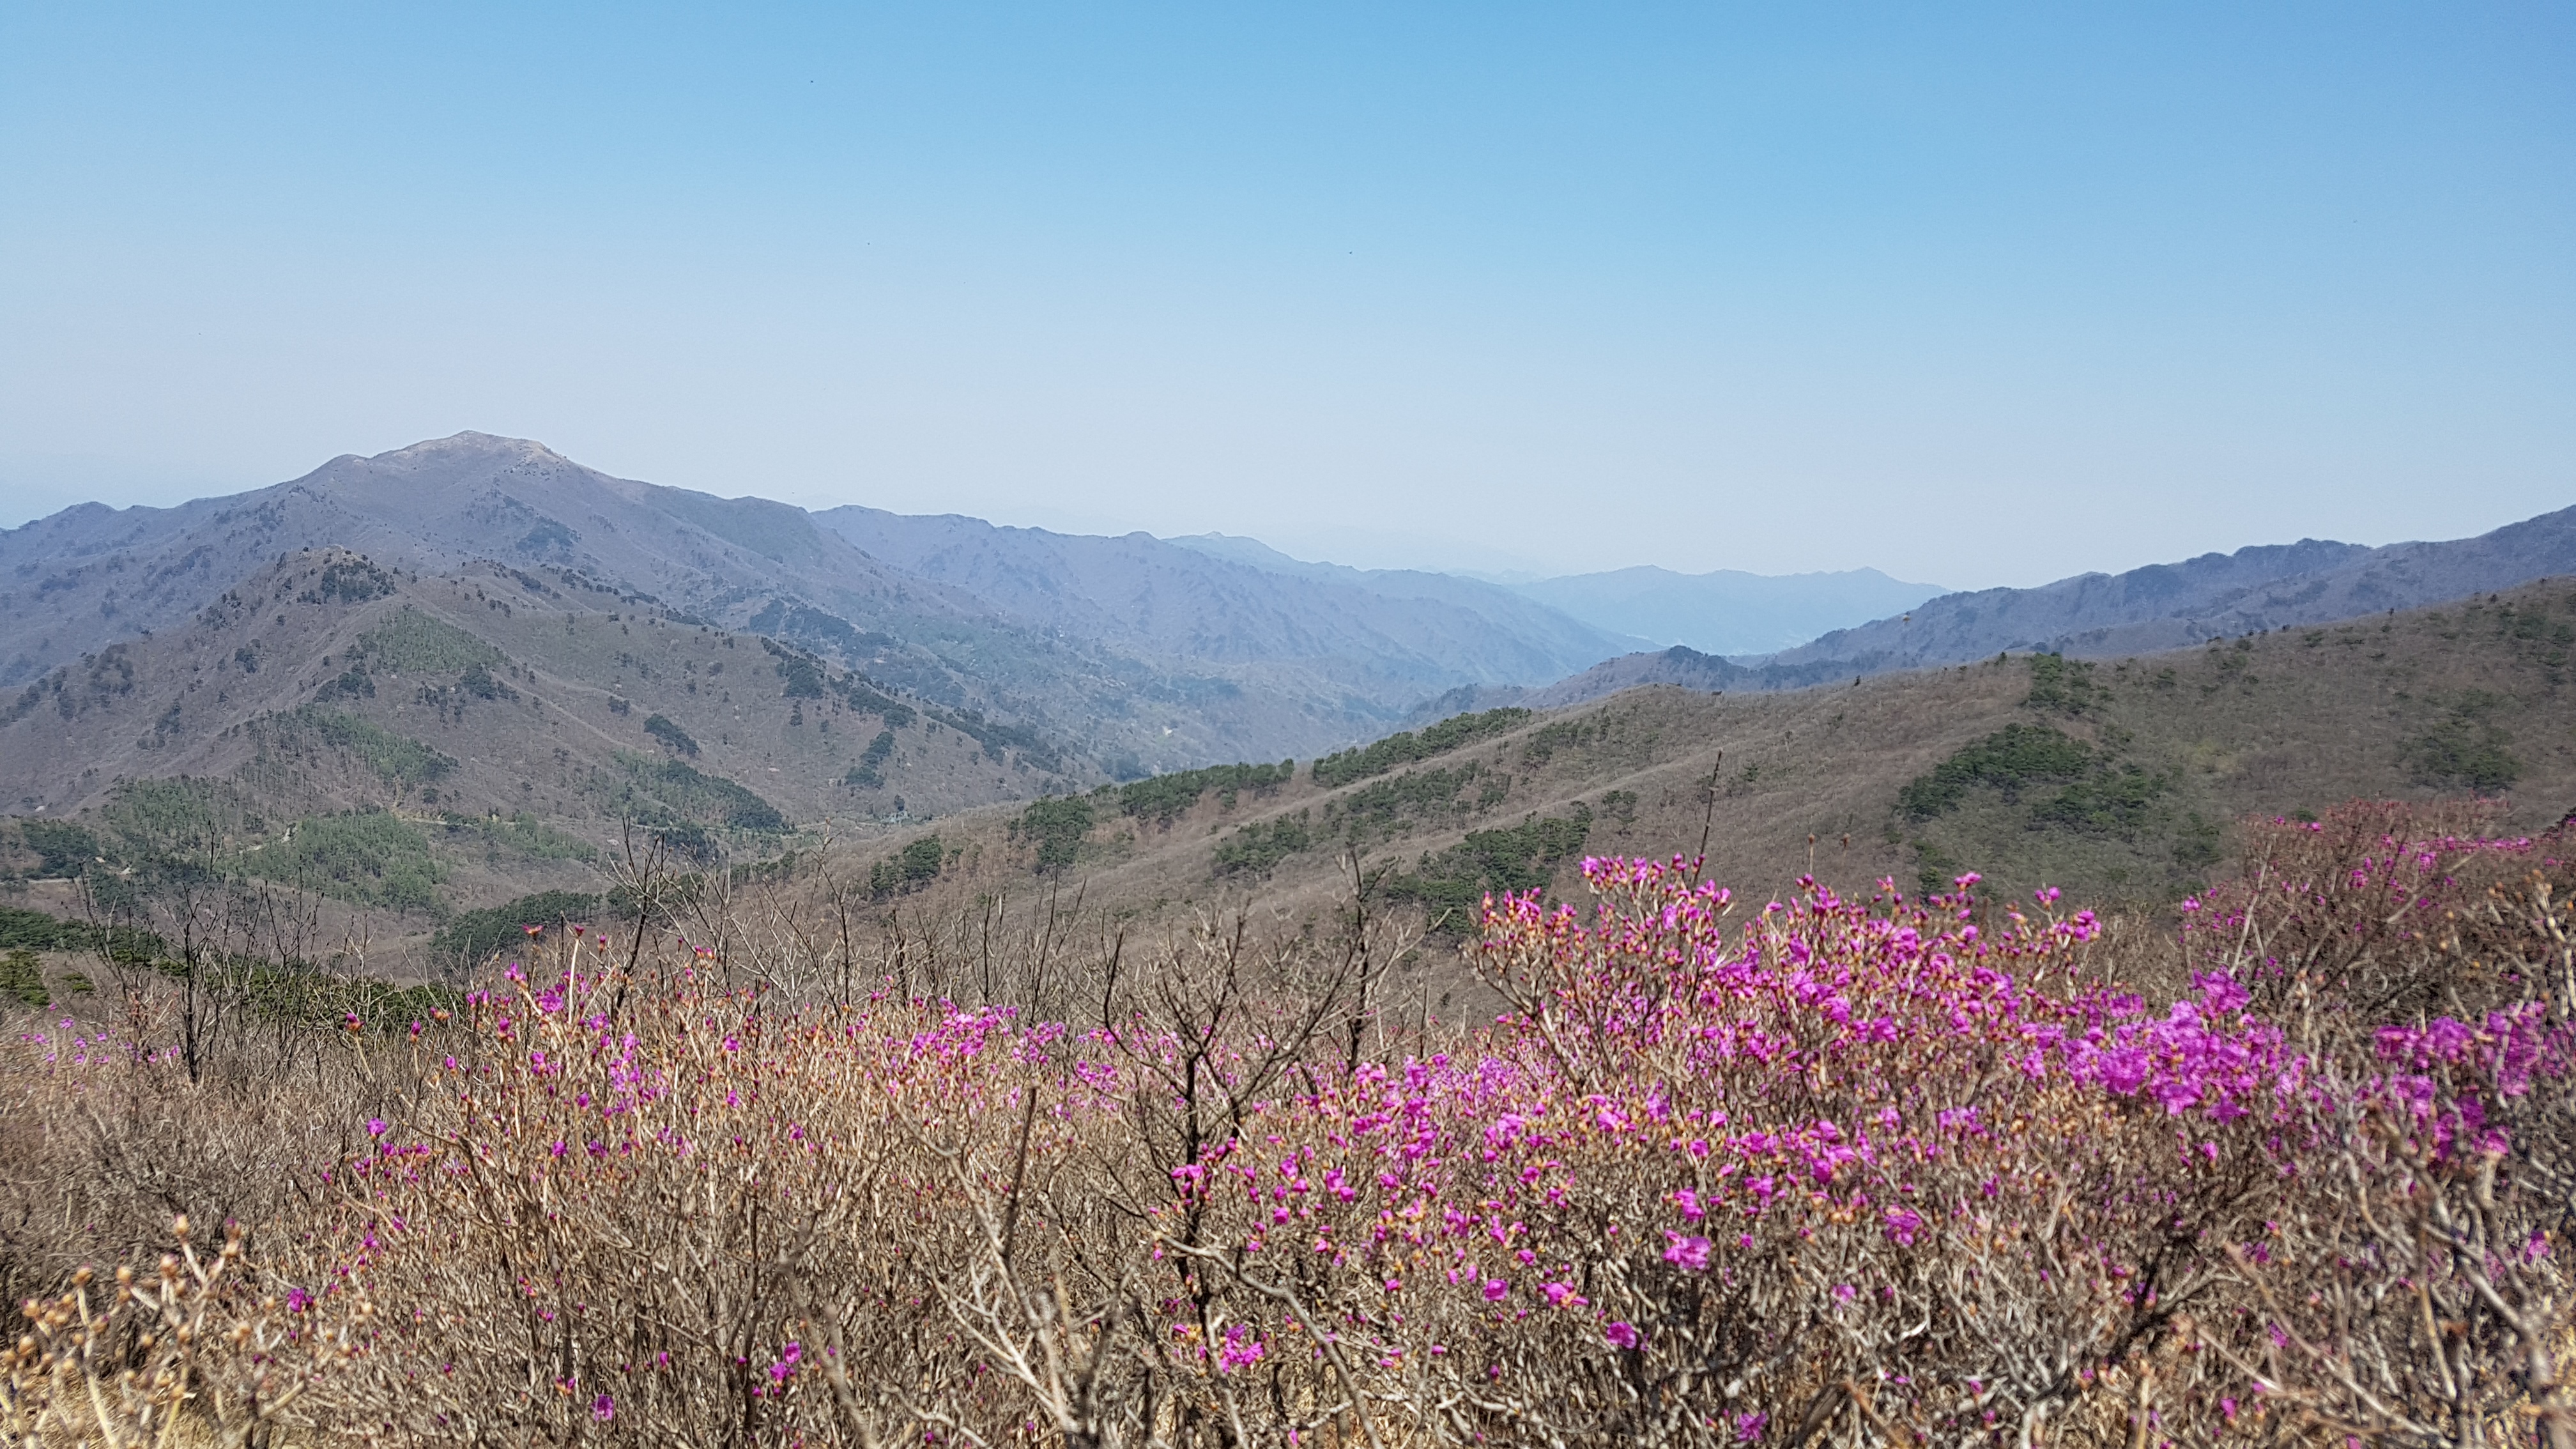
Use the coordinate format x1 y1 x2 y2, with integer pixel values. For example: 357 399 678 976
7 801 2572 1445
2179 799 2559 1024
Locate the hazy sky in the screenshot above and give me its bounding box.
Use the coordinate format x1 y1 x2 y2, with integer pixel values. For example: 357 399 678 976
2 4 2568 586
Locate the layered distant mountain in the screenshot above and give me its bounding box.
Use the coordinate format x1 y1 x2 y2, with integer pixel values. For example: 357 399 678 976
0 432 989 692
810 510 1643 717
1519 504 2576 707
1759 510 2576 672
1505 565 1944 656
0 434 1658 788
0 548 1029 835
14 431 2567 811
1157 533 1944 670
17 427 2564 955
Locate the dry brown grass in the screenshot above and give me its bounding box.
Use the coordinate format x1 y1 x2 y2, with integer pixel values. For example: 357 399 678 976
818 581 2576 947
2 798 2572 1446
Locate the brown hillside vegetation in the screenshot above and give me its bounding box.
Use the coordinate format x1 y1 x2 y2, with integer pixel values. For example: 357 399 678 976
0 548 1084 832
2 797 2572 1445
0 433 1654 773
834 578 2573 935
0 577 2570 1445
0 548 1092 962
1 576 2568 988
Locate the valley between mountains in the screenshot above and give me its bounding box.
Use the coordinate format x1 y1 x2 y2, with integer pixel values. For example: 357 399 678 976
2 433 2572 981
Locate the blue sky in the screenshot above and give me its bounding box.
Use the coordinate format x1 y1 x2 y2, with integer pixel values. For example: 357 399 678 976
1 3 2568 586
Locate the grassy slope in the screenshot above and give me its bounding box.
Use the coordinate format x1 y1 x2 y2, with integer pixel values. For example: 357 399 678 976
0 551 1096 944
9 575 2567 979
852 579 2575 923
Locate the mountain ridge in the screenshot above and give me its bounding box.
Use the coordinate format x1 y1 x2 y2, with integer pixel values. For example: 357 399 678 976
12 431 2571 779
1762 510 2576 673
10 434 1626 772
816 506 1643 691
1513 505 2576 708
3 431 1938 774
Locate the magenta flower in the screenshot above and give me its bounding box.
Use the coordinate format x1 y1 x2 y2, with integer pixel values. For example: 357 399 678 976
1604 1321 1641 1350
1662 1232 1712 1271
1482 1278 1509 1301
1215 1324 1266 1374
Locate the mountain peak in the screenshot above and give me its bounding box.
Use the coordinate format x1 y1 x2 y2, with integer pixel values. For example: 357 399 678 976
367 431 571 468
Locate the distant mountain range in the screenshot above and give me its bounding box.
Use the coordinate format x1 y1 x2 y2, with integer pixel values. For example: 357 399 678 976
0 433 1956 788
1763 511 2576 670
4 431 2570 815
1512 504 2576 709
1165 536 1943 658
0 434 1624 781
1505 565 1945 656
0 546 1036 846
809 509 1644 717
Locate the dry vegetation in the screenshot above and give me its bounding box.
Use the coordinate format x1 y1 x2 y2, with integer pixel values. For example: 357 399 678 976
3 792 2573 1446
817 579 2575 936
1 581 2570 1445
0 547 1076 873
6 576 2567 987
